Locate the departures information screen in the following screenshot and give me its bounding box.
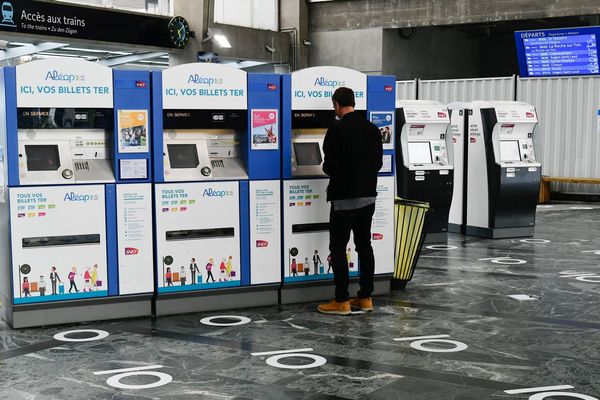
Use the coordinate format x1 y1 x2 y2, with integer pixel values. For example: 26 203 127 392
515 27 600 77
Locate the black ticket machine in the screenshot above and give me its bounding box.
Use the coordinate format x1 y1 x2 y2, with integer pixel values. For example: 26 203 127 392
466 101 541 238
396 100 453 243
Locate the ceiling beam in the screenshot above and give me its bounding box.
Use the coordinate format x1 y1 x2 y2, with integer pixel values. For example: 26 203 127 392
0 42 68 61
97 52 166 66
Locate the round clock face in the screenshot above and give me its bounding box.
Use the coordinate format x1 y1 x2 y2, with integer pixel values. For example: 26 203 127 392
168 16 190 49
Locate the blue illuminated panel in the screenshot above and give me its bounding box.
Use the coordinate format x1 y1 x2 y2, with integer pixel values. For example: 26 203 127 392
515 27 600 77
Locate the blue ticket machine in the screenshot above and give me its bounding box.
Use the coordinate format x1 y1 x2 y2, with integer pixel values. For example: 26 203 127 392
152 63 281 315
281 66 396 304
0 59 154 328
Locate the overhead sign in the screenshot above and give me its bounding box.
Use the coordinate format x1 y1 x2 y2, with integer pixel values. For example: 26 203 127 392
515 26 600 77
162 63 247 110
291 66 367 110
0 0 177 48
16 59 113 108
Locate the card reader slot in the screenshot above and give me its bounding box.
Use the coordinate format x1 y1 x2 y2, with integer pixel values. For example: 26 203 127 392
166 227 235 241
22 234 101 248
292 222 329 233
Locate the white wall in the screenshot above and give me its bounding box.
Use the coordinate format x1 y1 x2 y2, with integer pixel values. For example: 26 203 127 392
418 76 515 104
309 28 383 74
518 76 600 194
214 0 278 31
396 80 417 100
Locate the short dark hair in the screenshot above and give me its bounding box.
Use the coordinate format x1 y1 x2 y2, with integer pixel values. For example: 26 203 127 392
332 87 355 108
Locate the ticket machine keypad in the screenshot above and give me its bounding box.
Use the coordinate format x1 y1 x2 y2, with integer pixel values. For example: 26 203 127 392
431 140 449 166
520 139 536 163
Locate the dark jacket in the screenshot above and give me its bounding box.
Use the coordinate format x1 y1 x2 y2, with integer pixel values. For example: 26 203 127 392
322 111 383 201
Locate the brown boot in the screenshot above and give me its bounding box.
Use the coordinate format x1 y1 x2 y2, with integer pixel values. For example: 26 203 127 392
349 297 373 311
317 299 351 315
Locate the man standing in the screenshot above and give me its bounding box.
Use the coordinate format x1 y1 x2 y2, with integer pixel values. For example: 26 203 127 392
313 250 322 275
317 87 382 315
49 266 61 295
190 258 199 285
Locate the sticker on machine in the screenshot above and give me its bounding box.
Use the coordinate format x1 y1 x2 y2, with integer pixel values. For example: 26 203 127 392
498 124 515 135
379 155 393 174
118 110 149 153
370 112 394 150
408 124 425 136
251 109 279 150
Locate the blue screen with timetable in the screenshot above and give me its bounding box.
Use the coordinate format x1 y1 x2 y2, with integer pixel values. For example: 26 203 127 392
515 27 600 77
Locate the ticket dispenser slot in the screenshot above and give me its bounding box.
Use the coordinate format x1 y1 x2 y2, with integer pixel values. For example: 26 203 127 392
22 234 101 248
165 227 235 241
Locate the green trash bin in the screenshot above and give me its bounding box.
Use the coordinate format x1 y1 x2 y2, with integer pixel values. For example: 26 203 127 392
392 197 430 291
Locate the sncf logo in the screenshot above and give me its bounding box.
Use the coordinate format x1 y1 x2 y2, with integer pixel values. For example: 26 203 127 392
125 247 139 255
526 112 535 118
372 233 384 240
384 85 393 92
438 112 447 118
267 83 277 91
256 240 269 248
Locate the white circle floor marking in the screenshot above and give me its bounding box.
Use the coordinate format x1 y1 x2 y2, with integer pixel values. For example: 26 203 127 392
105 371 173 390
520 239 551 244
529 392 597 400
575 275 600 283
200 315 252 326
265 353 327 369
410 339 468 353
54 329 110 342
426 245 458 250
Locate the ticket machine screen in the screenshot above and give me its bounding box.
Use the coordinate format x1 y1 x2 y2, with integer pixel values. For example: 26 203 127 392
500 140 521 162
167 144 200 169
25 145 60 171
408 142 433 164
294 142 322 166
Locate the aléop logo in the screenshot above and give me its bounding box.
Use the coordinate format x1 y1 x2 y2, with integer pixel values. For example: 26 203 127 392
63 192 99 202
188 74 223 86
45 70 86 83
313 77 345 87
202 188 234 198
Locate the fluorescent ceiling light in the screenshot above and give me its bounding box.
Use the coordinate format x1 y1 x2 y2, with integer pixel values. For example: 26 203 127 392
213 34 231 48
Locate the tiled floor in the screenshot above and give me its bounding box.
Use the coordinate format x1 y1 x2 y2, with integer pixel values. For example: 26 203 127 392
1 203 599 399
